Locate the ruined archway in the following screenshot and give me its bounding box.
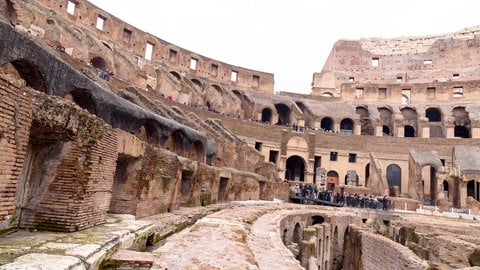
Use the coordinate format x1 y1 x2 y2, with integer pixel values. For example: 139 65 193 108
292 223 301 244
187 140 205 163
365 163 370 187
138 119 160 146
109 154 139 215
261 107 273 123
180 170 193 206
1 60 47 93
274 103 291 126
191 78 202 89
232 89 252 119
90 56 109 71
340 118 354 134
321 117 334 131
355 106 374 135
401 107 417 137
65 88 97 115
295 101 314 128
386 164 401 196
285 155 306 182
169 71 181 81
378 107 393 136
165 129 186 156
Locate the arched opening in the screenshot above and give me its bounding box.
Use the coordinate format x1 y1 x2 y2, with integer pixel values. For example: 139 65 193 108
321 92 333 97
2 60 48 93
274 103 291 126
321 117 334 131
187 140 205 163
344 171 359 186
443 180 449 199
365 163 370 187
379 107 393 136
311 215 324 225
340 118 354 134
165 130 186 156
452 107 471 138
191 78 202 89
65 88 97 115
138 120 160 145
292 223 301 244
169 71 181 81
285 155 306 182
421 165 438 205
211 84 222 94
386 164 401 196
1 0 17 25
261 108 272 123
401 107 418 137
355 106 374 135
404 125 415 137
326 170 339 191
426 108 443 138
90 56 109 71
426 108 442 122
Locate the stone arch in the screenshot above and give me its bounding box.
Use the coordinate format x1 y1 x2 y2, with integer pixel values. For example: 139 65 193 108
1 0 17 25
261 107 273 123
211 84 222 94
165 129 187 156
321 117 334 131
169 71 181 81
326 170 339 190
355 106 374 135
232 89 252 119
378 106 393 136
274 103 291 126
188 140 205 163
340 118 354 134
285 155 306 181
311 215 324 225
386 164 401 196
90 56 109 71
344 172 359 186
1 59 48 93
65 88 97 115
190 78 203 89
426 107 442 122
138 119 160 145
401 106 418 137
452 106 471 138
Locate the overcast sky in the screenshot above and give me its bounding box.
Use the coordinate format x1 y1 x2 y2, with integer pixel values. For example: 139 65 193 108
88 0 480 94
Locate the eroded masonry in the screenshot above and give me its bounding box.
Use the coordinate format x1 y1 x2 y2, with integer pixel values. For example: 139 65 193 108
0 0 480 269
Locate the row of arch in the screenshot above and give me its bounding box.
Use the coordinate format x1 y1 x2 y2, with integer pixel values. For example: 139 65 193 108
1 57 208 163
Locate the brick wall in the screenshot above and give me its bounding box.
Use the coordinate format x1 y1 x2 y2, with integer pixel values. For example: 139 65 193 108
0 76 32 233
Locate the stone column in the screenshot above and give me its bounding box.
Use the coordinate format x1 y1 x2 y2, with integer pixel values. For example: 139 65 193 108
444 117 455 138
418 117 430 138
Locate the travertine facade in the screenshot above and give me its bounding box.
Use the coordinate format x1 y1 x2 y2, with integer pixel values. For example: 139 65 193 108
0 0 480 269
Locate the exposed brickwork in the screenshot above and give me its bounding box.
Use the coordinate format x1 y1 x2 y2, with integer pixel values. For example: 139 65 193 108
0 75 32 233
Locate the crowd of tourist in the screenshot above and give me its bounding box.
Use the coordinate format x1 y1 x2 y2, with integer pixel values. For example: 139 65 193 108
291 183 394 210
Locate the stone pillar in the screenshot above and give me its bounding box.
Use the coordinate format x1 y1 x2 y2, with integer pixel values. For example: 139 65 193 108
444 117 455 138
418 117 429 138
470 118 480 138
354 120 361 135
396 125 404 137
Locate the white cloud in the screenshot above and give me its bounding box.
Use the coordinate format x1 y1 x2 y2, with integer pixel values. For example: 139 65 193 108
89 0 480 94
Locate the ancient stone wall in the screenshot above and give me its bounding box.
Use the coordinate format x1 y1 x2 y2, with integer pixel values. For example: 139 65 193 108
344 225 429 270
0 75 32 233
22 0 274 95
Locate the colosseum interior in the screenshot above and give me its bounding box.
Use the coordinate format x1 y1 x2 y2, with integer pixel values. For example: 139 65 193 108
0 0 480 269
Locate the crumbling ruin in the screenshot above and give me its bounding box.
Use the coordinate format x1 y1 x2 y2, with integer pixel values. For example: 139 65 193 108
0 0 480 269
